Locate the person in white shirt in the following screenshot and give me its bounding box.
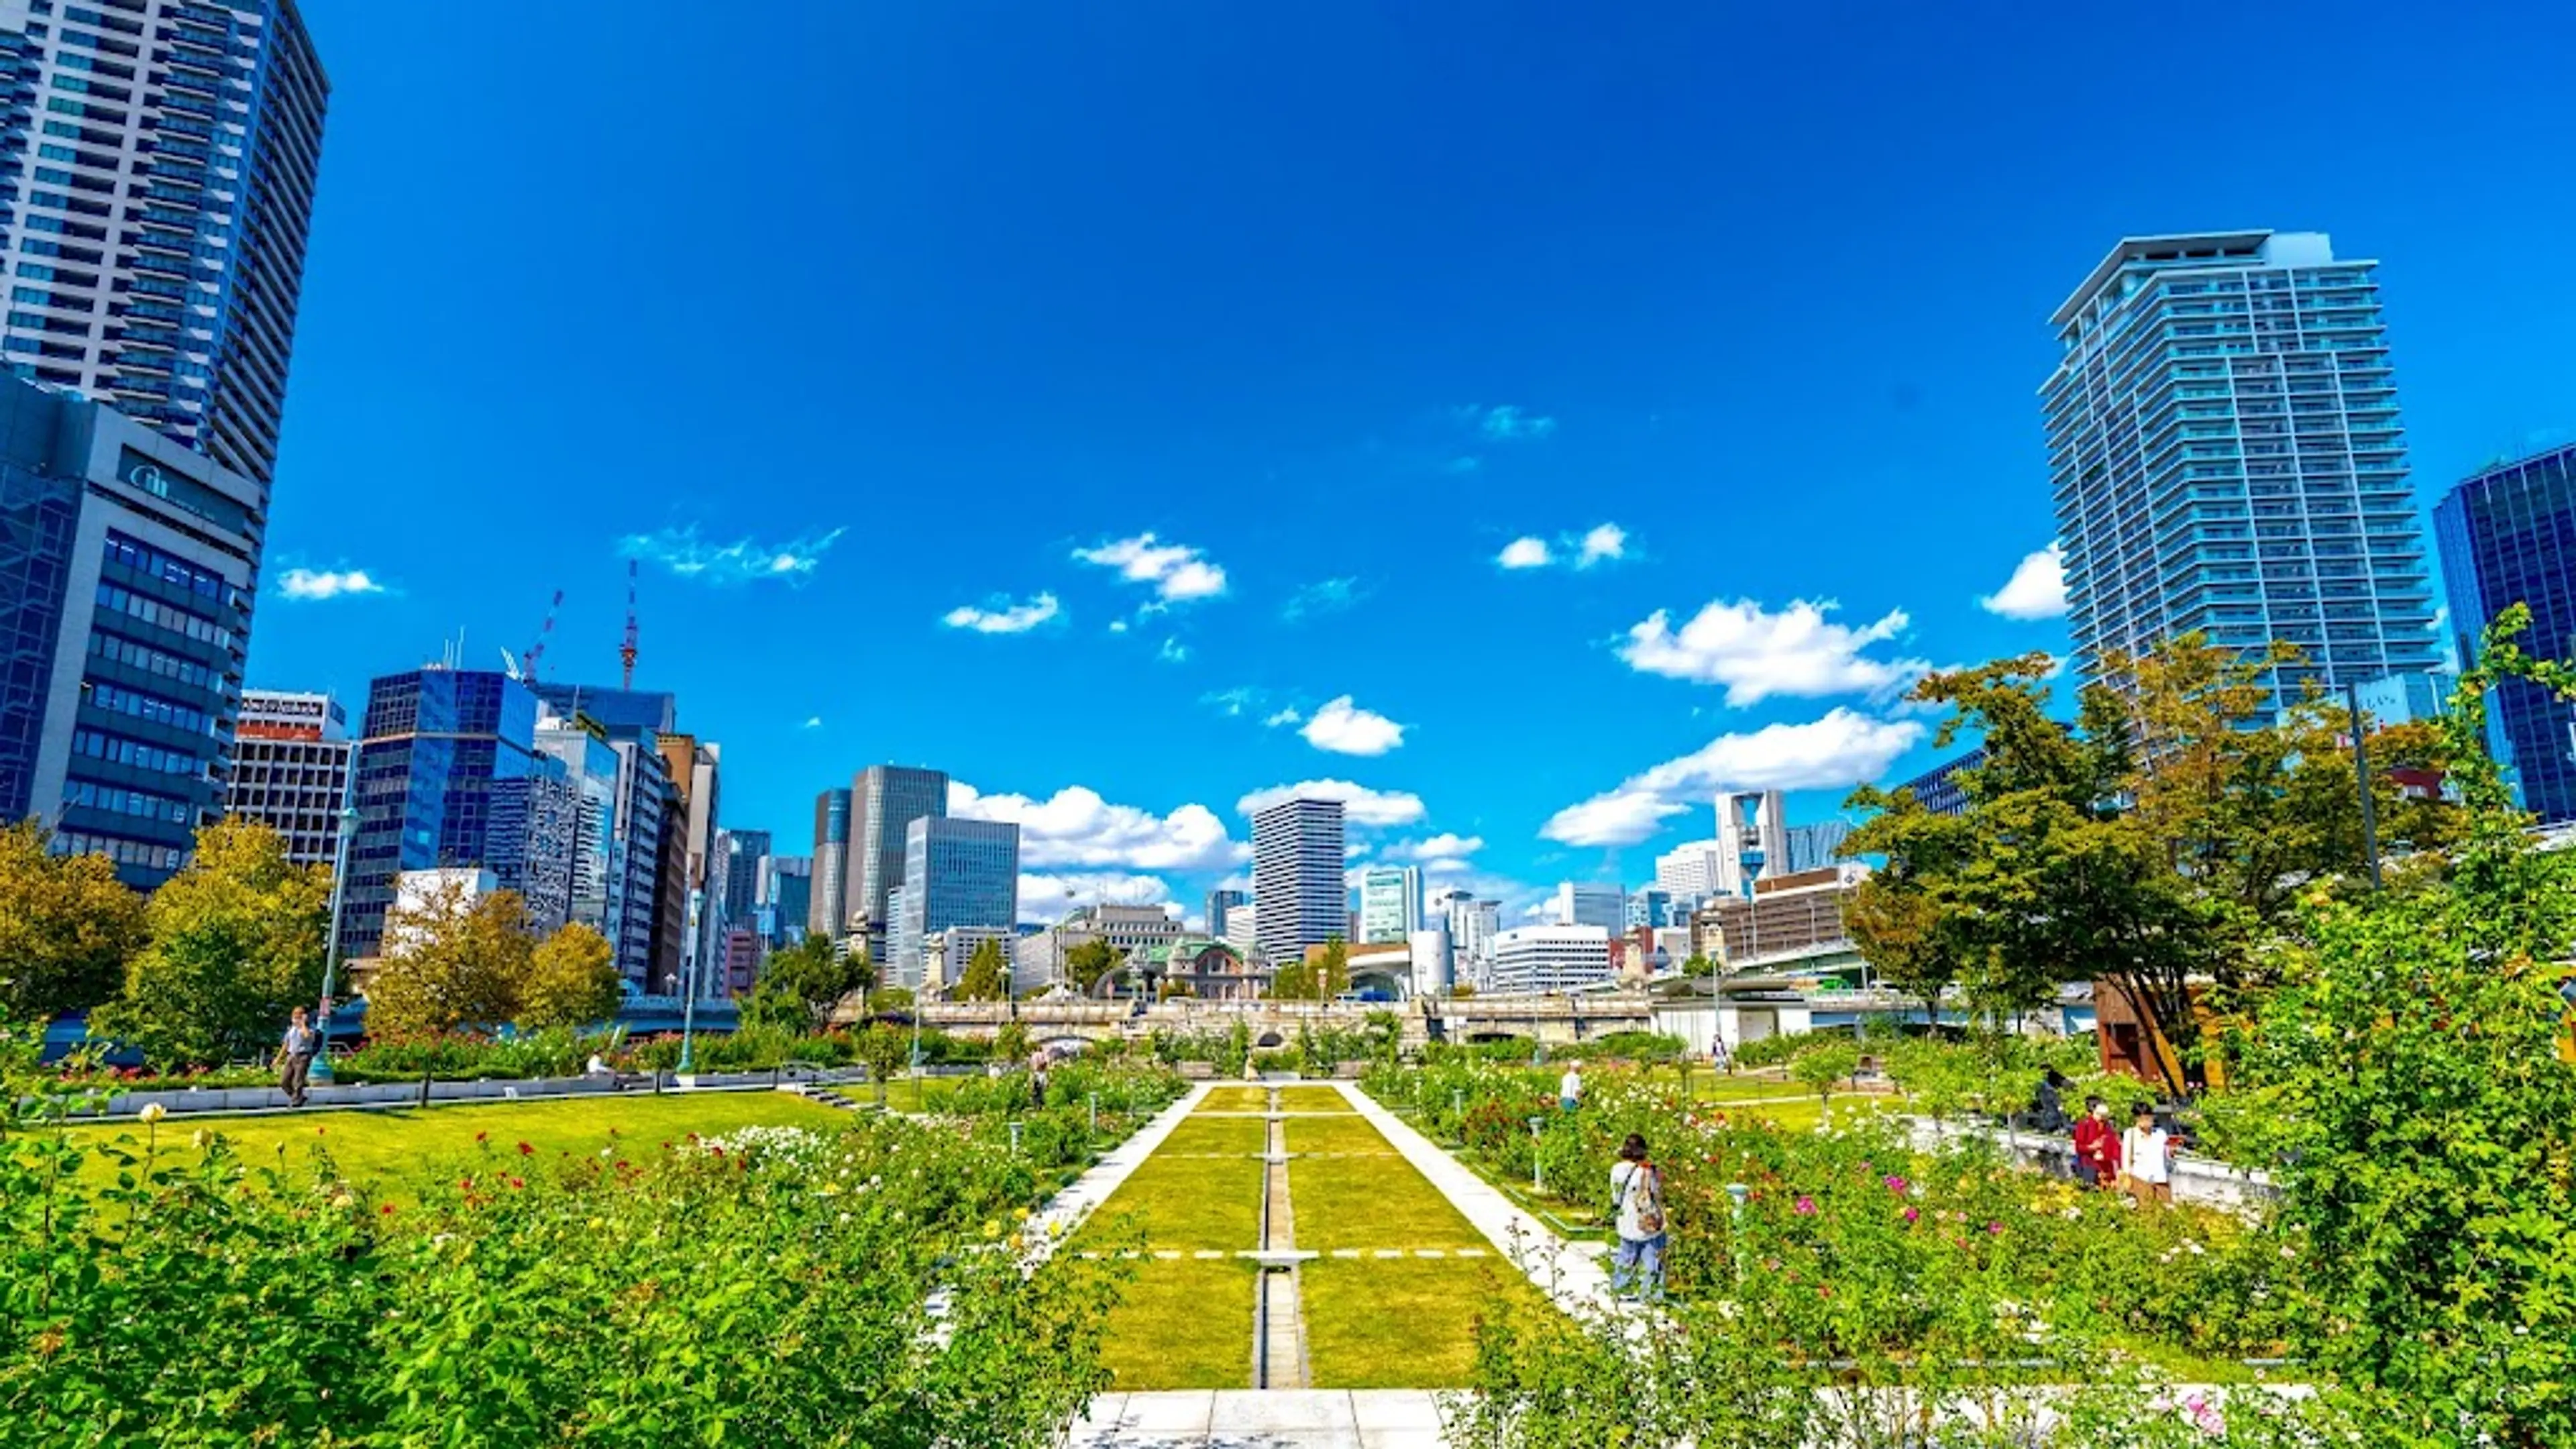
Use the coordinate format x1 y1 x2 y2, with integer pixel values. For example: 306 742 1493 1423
1608 1133 1666 1300
1558 1063 1582 1112
2121 1105 2173 1206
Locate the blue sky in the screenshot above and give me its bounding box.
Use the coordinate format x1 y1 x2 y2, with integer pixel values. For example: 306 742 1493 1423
258 1 2576 925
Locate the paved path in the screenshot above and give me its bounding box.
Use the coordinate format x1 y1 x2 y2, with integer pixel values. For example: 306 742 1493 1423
1069 1389 1448 1448
1024 1083 1214 1263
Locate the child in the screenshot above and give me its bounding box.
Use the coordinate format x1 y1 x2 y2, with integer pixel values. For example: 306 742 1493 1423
2121 1104 2173 1206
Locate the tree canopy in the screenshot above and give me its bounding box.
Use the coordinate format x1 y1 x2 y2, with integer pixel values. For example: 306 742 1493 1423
953 938 1010 1002
1267 938 1350 1002
93 820 329 1067
361 881 535 1039
517 921 622 1031
0 819 145 1023
743 935 870 1032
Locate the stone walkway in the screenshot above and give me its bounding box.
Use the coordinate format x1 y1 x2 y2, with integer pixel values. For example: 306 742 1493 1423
1025 1083 1213 1263
1067 1389 1448 1448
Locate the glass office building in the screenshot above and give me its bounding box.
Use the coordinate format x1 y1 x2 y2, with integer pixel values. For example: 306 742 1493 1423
2044 232 2440 710
851 763 946 958
2434 442 2576 823
341 667 575 959
892 815 1018 988
0 0 329 484
809 786 849 941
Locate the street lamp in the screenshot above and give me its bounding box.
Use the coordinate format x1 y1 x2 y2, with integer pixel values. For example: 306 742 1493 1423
309 792 362 1086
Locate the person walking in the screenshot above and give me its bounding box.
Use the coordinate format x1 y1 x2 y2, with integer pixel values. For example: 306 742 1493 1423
2031 1067 2071 1133
279 1006 319 1108
1608 1133 1666 1301
1559 1062 1583 1112
2123 1104 2174 1207
2072 1095 2121 1188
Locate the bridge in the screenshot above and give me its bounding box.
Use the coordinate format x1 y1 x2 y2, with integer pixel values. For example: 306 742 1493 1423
904 993 1657 1051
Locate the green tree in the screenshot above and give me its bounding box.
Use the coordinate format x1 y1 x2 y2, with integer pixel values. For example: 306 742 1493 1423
855 1020 910 1102
2233 606 2576 1444
516 921 621 1030
743 934 870 1032
1790 1040 1859 1104
955 938 1010 1001
994 1018 1032 1066
0 819 145 1022
95 820 329 1068
1837 788 1968 1027
1269 939 1350 1002
361 881 534 1039
1065 938 1121 996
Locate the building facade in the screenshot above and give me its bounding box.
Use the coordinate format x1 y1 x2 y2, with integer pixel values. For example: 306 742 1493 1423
339 667 574 961
1713 790 1786 898
1896 747 1985 818
1355 863 1419 943
223 688 346 865
1783 819 1852 875
1252 796 1346 964
760 853 810 945
1490 924 1611 995
533 708 621 945
891 814 1018 988
1625 888 1674 930
809 786 849 942
1691 863 1868 970
1203 886 1248 937
1652 839 1721 900
1550 881 1625 933
1431 888 1499 989
851 763 945 960
2044 231 2440 712
0 0 329 485
0 378 258 883
2435 441 2576 823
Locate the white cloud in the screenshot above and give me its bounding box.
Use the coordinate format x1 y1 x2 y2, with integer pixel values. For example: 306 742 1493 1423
951 782 1244 873
1201 688 1260 718
1576 523 1627 568
1073 532 1229 602
1540 708 1925 847
1979 543 2069 621
1465 404 1557 441
621 524 845 586
942 591 1061 634
1157 637 1190 664
276 567 388 601
1262 708 1303 729
801 716 823 730
1617 597 1929 706
1498 537 1554 570
1299 695 1405 756
1108 619 1130 634
1017 872 1178 923
1237 780 1427 827
1382 833 1485 863
1282 576 1363 621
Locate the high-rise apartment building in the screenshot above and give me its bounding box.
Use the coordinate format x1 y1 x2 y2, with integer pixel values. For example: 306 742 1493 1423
1713 790 1786 897
0 0 329 485
1252 796 1345 964
1356 863 1419 943
851 764 945 959
223 688 345 865
2045 232 2440 710
809 786 849 943
1652 839 1721 901
339 667 574 961
891 815 1018 988
1550 881 1626 933
1204 886 1248 937
2435 442 2576 824
0 378 256 883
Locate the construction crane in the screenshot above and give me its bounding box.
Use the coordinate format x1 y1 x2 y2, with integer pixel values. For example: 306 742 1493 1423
521 588 565 683
619 559 639 689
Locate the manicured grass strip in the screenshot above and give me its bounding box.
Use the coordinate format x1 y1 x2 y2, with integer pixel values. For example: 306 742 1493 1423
1301 1257 1555 1388
1272 1085 1355 1114
53 1091 851 1201
1290 1123 1487 1251
1287 1115 1399 1157
1158 1115 1271 1156
1073 1151 1265 1250
1099 1259 1259 1391
1195 1086 1274 1113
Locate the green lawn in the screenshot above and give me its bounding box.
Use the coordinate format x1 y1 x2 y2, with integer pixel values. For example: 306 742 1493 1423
1157 1115 1271 1156
1272 1085 1354 1114
1289 1126 1486 1252
50 1091 851 1201
1302 1257 1552 1388
1074 1152 1266 1250
1195 1086 1274 1113
1097 1259 1260 1390
1286 1115 1398 1156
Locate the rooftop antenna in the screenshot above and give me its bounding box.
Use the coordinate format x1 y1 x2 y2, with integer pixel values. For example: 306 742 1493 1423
620 559 639 690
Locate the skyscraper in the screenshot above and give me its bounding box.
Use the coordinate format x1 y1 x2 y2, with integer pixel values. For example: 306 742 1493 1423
892 815 1018 988
1550 881 1626 932
1356 864 1419 943
851 764 946 959
533 708 621 944
0 0 329 484
1204 886 1249 937
722 826 769 930
1713 790 1786 897
810 787 849 942
0 375 271 884
1652 839 1721 900
1783 819 1853 875
225 689 348 866
2435 442 2576 824
658 733 720 996
339 667 574 961
759 853 811 946
1252 796 1344 964
2045 232 2440 709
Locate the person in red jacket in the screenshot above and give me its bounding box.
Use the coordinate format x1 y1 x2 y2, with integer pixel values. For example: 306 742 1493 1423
2071 1095 2121 1188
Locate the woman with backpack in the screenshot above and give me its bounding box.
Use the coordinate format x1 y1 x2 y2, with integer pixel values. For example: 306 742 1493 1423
1609 1132 1666 1301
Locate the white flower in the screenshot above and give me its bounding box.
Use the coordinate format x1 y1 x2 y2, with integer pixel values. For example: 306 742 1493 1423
137 1103 167 1124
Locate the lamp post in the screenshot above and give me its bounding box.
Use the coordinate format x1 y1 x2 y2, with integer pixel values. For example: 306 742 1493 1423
309 794 362 1086
2347 681 2383 890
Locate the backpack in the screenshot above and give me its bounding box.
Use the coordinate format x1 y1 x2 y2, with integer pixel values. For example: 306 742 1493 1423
1617 1161 1665 1236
